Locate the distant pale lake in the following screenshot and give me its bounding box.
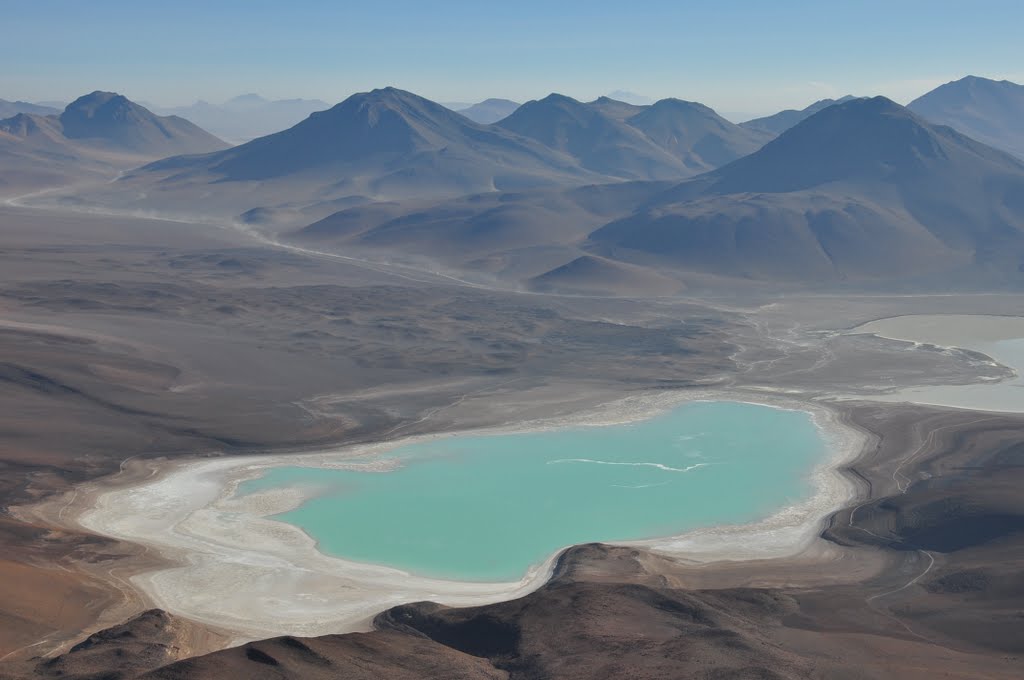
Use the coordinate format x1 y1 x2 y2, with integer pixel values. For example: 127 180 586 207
855 315 1024 413
238 401 827 581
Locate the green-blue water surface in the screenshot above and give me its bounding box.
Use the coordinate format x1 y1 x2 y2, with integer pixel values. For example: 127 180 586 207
239 401 827 581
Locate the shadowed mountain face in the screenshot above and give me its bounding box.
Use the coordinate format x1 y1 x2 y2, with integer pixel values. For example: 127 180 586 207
908 76 1024 159
588 97 1024 283
58 91 229 155
740 95 857 135
455 98 520 124
0 99 60 119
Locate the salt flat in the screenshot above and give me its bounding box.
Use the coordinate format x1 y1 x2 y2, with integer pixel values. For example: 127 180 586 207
853 314 1024 413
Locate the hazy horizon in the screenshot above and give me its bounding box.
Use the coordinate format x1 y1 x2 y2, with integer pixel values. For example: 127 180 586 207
3 0 1022 117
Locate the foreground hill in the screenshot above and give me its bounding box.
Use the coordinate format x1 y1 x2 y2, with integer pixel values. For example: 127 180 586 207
740 95 856 135
588 96 1024 283
908 75 1024 159
294 181 675 283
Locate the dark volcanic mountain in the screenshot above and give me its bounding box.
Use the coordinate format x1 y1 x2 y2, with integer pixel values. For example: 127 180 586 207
908 75 1024 159
58 91 229 155
589 96 1024 283
497 93 687 180
740 95 856 135
0 98 61 118
455 98 520 124
625 99 773 173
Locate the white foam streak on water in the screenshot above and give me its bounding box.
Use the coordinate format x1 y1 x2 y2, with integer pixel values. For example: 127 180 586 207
546 458 708 473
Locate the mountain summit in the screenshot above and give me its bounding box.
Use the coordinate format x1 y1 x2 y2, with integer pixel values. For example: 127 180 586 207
170 87 593 185
624 98 772 172
908 75 1024 159
589 97 1024 282
83 88 604 218
0 91 227 193
497 93 689 180
455 98 520 124
740 96 857 135
58 91 228 155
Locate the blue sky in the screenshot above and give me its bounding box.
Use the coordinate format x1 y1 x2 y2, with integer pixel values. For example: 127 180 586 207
2 0 1022 117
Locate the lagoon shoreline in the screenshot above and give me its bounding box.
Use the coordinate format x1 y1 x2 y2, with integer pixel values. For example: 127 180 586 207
20 387 875 646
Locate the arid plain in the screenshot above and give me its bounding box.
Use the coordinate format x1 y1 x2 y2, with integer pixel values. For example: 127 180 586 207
1 74 1024 679
1 192 1022 677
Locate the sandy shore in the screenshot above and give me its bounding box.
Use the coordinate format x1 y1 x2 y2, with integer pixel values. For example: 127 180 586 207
34 388 870 644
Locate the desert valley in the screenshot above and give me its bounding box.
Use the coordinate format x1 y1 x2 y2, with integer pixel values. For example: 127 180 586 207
0 20 1023 678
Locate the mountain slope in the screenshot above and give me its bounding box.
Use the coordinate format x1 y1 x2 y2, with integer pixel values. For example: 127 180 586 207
58 88 607 221
496 94 688 180
740 95 856 135
588 96 648 121
908 76 1024 159
0 92 228 195
156 88 595 185
588 97 1024 283
59 91 229 155
456 98 520 124
625 99 773 173
0 99 60 118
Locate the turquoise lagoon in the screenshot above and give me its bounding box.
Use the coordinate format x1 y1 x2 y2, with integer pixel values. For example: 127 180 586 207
239 401 828 582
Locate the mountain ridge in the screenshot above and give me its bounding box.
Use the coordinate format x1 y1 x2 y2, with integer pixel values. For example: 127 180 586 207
908 75 1024 159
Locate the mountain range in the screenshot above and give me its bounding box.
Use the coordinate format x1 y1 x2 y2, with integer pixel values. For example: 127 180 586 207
454 98 521 124
0 91 228 194
294 96 1024 290
12 79 1024 290
70 88 772 222
588 96 1024 284
740 95 857 135
154 94 331 143
0 98 61 119
908 75 1024 160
